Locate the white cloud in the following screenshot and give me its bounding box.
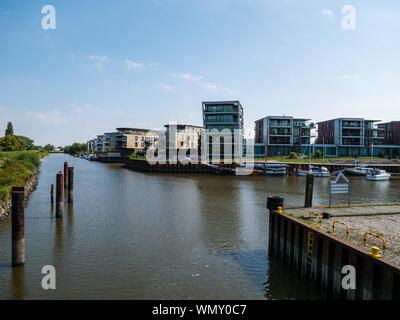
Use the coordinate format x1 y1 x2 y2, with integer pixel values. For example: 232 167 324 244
157 82 174 91
322 9 333 16
339 74 360 80
89 55 109 62
204 82 218 89
172 73 203 81
34 110 68 125
125 59 143 69
89 55 109 72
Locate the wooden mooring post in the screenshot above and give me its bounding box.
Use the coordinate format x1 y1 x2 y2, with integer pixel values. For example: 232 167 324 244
12 187 25 266
304 172 314 208
50 184 54 204
56 171 63 218
67 167 74 203
64 161 68 188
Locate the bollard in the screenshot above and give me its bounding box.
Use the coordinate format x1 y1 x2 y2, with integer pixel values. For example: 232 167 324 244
64 161 68 188
67 167 74 203
12 187 25 266
56 171 63 218
304 172 314 208
267 196 284 212
50 184 54 204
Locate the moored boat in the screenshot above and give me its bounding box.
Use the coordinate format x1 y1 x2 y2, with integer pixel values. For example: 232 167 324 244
343 166 373 176
366 169 391 181
298 166 330 177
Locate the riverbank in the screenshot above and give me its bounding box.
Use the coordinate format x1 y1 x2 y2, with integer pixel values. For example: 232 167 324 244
0 151 48 225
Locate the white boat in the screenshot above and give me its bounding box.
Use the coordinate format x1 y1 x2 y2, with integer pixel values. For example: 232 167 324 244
298 166 330 177
366 169 391 181
343 166 373 176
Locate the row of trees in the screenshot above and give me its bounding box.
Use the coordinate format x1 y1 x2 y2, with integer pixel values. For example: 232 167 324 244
0 122 55 152
64 143 86 155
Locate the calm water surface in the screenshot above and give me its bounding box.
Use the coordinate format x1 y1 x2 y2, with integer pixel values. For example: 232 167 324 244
1 154 399 299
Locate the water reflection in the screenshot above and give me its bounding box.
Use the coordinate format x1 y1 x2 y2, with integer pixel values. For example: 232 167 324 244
1 153 399 300
10 266 25 300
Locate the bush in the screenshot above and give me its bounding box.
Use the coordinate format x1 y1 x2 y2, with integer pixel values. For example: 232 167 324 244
315 150 323 158
0 134 21 151
0 151 47 202
289 152 298 159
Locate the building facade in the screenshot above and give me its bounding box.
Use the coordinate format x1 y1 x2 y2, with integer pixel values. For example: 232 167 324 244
254 116 315 157
89 128 160 157
164 124 203 151
316 118 389 157
202 101 244 161
377 121 400 146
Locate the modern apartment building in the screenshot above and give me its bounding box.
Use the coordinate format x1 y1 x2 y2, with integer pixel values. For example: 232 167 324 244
202 101 244 161
377 121 400 146
254 116 315 157
95 135 104 153
164 124 203 152
316 118 388 157
89 128 160 157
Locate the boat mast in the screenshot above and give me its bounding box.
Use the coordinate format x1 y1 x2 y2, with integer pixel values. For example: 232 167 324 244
264 129 268 168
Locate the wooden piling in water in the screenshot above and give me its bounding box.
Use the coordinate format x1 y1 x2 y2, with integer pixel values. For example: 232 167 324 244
64 161 68 188
304 173 314 208
56 171 63 218
12 187 25 266
50 184 54 204
67 167 74 203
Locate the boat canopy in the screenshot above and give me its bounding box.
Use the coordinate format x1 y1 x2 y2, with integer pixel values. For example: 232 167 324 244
253 163 289 168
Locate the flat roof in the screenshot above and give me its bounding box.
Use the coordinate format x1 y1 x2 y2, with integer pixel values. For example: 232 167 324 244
255 116 311 122
116 127 150 131
316 118 381 124
164 124 203 129
378 121 400 125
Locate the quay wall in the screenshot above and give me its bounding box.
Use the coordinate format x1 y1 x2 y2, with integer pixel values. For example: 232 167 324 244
269 209 400 299
270 162 400 174
123 159 237 174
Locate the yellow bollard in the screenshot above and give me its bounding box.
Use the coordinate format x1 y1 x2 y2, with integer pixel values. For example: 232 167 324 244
277 206 283 213
370 246 382 258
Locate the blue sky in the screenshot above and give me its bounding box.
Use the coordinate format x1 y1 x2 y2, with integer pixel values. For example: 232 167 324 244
1 0 400 146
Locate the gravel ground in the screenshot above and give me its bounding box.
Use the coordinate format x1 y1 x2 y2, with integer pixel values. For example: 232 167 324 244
306 214 400 266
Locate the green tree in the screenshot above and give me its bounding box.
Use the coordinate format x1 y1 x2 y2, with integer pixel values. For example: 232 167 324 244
16 136 34 150
44 144 55 151
5 122 14 136
315 150 323 158
63 142 86 155
0 134 21 151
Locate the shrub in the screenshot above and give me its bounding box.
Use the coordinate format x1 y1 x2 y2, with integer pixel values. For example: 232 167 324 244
315 150 323 158
289 152 298 159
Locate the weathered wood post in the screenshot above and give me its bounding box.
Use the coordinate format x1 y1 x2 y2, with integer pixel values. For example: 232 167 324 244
304 172 314 208
50 184 54 204
64 161 68 188
267 196 284 257
67 167 74 203
12 187 25 266
56 171 63 218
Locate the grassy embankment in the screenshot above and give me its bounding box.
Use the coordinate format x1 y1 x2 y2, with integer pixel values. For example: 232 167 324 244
0 151 48 203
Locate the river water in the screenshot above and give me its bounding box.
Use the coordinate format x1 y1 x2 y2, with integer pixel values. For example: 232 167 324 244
1 153 399 300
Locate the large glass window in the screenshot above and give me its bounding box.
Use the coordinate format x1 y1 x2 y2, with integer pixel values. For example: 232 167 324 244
205 105 237 112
